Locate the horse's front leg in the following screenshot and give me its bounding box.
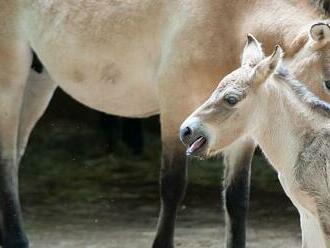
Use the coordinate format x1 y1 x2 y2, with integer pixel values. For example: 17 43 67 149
222 139 255 248
152 138 187 248
152 68 203 247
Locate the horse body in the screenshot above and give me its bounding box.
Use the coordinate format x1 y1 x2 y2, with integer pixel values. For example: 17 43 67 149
19 0 311 116
22 0 168 117
0 0 329 247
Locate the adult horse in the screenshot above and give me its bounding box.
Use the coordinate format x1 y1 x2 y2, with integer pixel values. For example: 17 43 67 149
0 0 330 247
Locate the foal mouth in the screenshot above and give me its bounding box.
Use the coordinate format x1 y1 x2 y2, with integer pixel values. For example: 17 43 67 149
187 136 208 156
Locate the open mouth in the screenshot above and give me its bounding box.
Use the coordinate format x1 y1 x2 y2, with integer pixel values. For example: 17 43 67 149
187 136 208 156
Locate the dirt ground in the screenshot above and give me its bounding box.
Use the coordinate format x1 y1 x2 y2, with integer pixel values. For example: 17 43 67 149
23 200 301 248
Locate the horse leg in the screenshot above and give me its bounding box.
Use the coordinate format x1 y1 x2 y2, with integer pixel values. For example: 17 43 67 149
151 43 221 247
152 89 195 248
152 137 187 248
1 69 55 248
222 139 255 248
0 39 32 247
16 70 56 164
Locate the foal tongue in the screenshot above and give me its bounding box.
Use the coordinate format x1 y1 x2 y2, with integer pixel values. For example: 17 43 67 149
187 137 205 154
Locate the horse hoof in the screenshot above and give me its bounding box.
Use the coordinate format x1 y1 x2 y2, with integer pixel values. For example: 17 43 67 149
152 240 174 248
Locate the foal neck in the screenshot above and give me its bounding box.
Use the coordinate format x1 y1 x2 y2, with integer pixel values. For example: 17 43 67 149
251 78 318 173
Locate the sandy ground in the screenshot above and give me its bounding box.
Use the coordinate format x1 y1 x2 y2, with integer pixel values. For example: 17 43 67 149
24 201 301 248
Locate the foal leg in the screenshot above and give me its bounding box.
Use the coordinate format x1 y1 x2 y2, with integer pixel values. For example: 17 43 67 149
316 203 330 248
299 210 325 248
222 139 255 248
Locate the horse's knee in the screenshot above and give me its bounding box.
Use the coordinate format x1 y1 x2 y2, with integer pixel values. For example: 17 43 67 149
160 145 187 206
223 144 253 215
222 140 255 248
0 157 18 188
224 170 250 216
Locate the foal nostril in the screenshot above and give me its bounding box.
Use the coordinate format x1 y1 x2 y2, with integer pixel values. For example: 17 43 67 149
180 126 192 143
183 127 192 137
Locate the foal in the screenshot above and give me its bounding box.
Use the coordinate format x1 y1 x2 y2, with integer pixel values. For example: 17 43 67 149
180 36 330 248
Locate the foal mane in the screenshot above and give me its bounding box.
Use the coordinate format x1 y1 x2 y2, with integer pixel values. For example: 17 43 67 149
274 66 330 118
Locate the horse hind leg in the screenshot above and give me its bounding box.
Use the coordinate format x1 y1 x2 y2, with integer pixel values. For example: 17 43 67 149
16 69 56 164
0 38 32 247
0 68 56 248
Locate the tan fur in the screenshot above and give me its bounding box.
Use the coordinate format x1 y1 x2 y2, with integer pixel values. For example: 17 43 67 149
0 0 324 117
1 0 330 246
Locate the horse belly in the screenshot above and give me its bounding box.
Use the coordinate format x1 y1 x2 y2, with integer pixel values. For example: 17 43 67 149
50 57 160 118
32 37 160 117
24 0 165 117
31 38 160 117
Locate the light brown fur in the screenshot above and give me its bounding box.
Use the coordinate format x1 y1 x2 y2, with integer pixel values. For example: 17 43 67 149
1 0 330 247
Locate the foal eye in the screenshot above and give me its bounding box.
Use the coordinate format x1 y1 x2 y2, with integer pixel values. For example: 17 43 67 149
224 95 239 106
325 80 330 90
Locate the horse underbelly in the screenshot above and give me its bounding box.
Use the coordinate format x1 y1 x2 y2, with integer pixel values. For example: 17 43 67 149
51 65 160 118
25 0 164 117
30 31 161 117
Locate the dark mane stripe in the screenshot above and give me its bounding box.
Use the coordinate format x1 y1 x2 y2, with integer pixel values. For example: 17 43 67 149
275 69 330 118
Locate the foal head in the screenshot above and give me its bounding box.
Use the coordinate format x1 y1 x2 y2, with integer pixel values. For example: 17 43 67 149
179 23 330 158
179 35 282 158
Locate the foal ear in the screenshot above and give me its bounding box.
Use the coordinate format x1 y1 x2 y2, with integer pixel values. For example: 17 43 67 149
241 34 265 67
251 45 284 87
310 23 330 43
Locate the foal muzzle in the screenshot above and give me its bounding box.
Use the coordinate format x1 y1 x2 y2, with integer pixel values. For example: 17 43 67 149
179 118 208 157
